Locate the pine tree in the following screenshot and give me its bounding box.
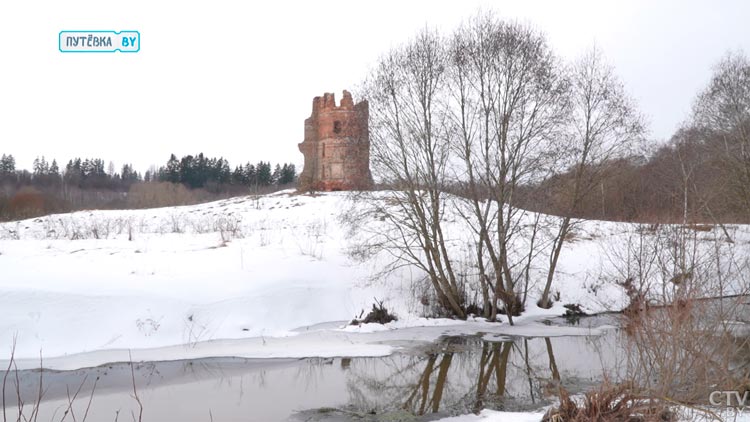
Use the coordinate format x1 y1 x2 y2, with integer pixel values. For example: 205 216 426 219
49 159 60 177
217 158 231 184
278 163 296 185
121 164 139 182
166 154 180 183
64 158 83 186
231 165 245 185
33 156 49 176
0 154 16 175
245 163 256 186
256 161 272 186
271 164 282 185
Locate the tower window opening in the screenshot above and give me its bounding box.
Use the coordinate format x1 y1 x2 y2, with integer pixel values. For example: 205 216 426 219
333 121 341 134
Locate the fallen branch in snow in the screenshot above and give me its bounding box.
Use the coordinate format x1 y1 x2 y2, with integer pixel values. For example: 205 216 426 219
350 298 398 326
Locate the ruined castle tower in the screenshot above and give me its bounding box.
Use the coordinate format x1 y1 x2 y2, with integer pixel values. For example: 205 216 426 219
297 90 372 191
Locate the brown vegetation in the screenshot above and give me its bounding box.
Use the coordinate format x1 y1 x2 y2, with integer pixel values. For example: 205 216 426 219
7 187 45 219
544 383 674 422
350 299 398 325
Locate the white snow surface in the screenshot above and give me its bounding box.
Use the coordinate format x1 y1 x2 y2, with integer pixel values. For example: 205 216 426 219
432 407 750 422
434 409 546 422
0 190 745 371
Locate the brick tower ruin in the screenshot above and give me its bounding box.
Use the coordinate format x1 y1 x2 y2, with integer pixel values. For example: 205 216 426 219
297 90 372 191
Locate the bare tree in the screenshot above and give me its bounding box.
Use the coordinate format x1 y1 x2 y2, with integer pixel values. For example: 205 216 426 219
349 14 574 322
692 51 750 220
446 15 569 321
351 28 467 318
539 47 644 308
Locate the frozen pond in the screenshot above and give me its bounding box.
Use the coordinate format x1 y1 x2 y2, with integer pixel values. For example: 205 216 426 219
4 315 624 421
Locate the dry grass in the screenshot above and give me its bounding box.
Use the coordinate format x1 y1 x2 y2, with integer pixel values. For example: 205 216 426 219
2 339 143 422
544 383 674 422
622 297 750 408
598 222 750 419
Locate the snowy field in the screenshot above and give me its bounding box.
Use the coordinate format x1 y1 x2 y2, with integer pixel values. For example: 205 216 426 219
0 190 746 373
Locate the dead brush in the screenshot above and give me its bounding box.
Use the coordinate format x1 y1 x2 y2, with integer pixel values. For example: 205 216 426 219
543 383 674 422
350 298 397 325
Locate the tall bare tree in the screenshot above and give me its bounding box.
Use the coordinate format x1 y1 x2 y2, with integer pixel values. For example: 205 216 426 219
692 51 750 220
352 28 467 318
539 47 644 308
447 14 569 320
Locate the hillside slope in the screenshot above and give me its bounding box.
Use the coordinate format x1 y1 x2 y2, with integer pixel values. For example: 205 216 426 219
0 190 743 370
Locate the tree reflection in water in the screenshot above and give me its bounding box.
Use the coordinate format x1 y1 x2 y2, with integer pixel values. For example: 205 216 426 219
342 333 615 418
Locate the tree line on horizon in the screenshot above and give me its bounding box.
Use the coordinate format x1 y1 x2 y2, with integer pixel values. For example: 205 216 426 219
0 153 297 220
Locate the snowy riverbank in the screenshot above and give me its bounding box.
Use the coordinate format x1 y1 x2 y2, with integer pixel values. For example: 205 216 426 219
0 190 745 371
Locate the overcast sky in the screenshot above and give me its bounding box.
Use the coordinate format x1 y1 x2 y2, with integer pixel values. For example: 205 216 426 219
0 0 748 173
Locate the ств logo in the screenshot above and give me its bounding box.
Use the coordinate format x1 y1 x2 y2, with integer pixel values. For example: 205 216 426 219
59 31 140 53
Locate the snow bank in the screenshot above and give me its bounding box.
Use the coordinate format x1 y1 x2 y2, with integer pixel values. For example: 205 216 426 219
435 409 546 422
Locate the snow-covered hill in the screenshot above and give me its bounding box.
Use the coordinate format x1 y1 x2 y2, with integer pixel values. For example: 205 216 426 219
0 190 744 370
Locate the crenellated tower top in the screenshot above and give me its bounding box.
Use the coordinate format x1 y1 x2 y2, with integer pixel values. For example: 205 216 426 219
298 90 372 192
